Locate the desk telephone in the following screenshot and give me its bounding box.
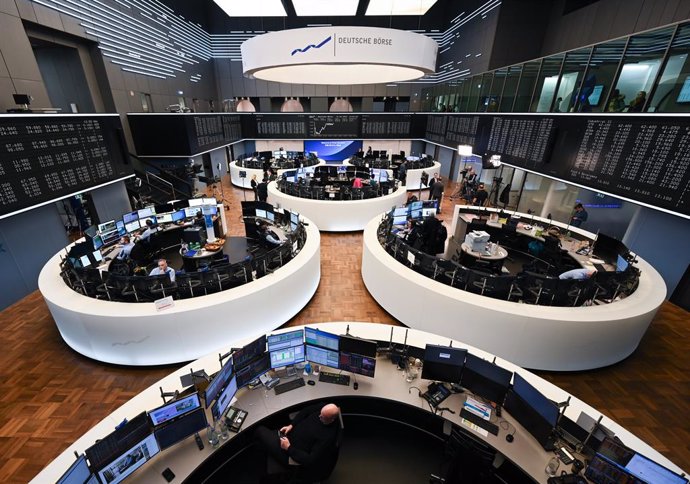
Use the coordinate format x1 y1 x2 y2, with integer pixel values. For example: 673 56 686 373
224 406 248 433
422 382 451 407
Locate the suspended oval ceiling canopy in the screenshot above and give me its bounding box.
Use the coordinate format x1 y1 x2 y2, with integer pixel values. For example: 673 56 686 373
241 27 438 85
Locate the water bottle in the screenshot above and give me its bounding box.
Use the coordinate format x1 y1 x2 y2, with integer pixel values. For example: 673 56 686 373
207 424 220 447
218 419 229 441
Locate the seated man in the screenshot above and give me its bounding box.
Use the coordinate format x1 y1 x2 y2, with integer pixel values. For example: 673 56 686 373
149 258 176 282
559 268 596 280
117 235 135 260
137 219 159 242
255 403 340 478
258 221 281 247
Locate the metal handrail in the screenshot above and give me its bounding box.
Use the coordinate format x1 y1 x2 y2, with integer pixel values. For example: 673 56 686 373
145 171 176 199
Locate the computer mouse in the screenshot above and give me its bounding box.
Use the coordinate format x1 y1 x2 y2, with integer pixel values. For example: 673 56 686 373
307 380 315 386
505 434 514 443
353 382 359 390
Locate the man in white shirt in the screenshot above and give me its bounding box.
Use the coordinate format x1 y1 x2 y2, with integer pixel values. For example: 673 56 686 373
149 258 176 282
138 219 159 242
117 236 135 260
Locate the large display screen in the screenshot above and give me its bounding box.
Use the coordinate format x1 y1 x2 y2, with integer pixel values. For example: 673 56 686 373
304 140 362 161
0 115 133 219
308 114 359 138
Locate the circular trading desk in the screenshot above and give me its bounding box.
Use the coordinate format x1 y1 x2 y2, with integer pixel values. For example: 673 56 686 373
31 323 686 484
361 213 666 371
345 158 442 192
268 181 408 232
230 159 325 189
38 217 321 366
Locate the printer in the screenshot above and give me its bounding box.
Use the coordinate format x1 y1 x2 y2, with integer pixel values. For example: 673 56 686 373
465 230 490 252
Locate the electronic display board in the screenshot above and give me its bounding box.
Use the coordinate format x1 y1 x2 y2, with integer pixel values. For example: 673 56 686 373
245 114 308 139
308 114 360 138
0 114 133 219
361 114 416 138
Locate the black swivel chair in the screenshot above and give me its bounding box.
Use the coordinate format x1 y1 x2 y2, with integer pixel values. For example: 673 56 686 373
521 271 559 305
176 272 203 299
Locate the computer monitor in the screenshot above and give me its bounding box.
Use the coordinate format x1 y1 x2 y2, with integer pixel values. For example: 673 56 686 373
137 207 155 218
593 438 688 484
204 360 234 408
270 344 305 369
157 213 173 224
616 254 629 272
122 211 139 224
185 207 201 218
92 250 103 264
503 373 559 448
98 220 117 233
410 208 422 219
291 212 299 226
236 352 270 387
306 344 340 369
202 205 218 216
422 208 437 218
91 234 104 251
255 209 267 219
339 335 377 358
125 221 140 233
392 215 407 226
266 211 275 222
56 454 91 484
172 209 185 222
172 199 190 210
291 221 298 231
460 354 513 405
188 198 205 207
232 335 267 369
211 374 238 421
339 351 376 377
154 407 208 451
116 220 126 236
84 225 98 239
421 344 467 384
305 327 339 351
85 412 152 472
593 232 627 262
148 393 201 427
79 255 91 267
267 329 304 352
154 203 173 214
585 454 638 484
409 201 423 211
393 207 408 217
138 216 157 228
95 432 159 484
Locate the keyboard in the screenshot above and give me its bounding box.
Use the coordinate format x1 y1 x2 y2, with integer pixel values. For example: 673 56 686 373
102 246 116 256
274 377 305 395
460 408 499 436
318 371 351 386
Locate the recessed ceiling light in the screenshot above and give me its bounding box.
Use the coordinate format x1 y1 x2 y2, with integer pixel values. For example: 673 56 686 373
366 0 438 16
213 0 286 17
293 0 358 16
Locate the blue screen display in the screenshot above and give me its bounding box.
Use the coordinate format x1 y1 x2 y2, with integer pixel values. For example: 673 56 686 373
304 140 363 161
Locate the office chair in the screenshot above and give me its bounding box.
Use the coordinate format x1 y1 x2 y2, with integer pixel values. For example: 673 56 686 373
176 272 203 299
440 427 498 484
521 271 559 305
149 274 178 299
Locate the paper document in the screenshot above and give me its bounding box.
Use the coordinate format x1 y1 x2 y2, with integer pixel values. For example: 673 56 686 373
461 397 492 437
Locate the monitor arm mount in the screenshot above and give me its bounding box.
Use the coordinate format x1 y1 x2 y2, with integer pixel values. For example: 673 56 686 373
159 386 180 404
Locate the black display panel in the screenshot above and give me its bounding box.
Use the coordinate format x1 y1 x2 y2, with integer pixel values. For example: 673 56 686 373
246 113 308 139
339 335 377 357
425 114 480 147
308 114 359 138
0 115 132 219
85 412 150 471
153 408 208 450
361 114 415 138
187 114 241 154
484 115 556 166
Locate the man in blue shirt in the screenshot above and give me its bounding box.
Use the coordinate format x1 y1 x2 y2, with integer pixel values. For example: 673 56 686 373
137 219 159 242
149 258 175 282
570 203 588 227
559 268 595 280
117 235 135 260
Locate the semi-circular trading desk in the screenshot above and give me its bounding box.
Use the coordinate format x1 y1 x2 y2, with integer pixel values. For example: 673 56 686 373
31 323 686 484
230 159 325 189
268 181 408 232
361 213 666 371
346 158 442 192
38 217 321 366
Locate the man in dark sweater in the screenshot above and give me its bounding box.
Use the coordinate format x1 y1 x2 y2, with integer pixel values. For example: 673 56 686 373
256 402 340 473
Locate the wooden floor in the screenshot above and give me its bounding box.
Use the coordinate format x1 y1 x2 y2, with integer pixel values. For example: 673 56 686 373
0 181 688 483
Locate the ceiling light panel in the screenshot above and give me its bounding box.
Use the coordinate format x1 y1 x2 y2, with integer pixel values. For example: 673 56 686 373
213 0 287 17
292 0 359 16
366 0 438 16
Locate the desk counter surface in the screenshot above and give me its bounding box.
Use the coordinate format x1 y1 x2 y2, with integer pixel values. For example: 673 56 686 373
30 323 686 484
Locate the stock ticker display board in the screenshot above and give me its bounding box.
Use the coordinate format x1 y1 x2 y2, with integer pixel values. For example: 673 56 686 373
0 115 133 219
426 113 690 218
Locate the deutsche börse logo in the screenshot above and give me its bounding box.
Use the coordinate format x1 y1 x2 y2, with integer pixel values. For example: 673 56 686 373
291 35 332 56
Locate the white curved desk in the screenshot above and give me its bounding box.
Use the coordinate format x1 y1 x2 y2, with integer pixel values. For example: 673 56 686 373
31 323 686 484
229 160 325 188
404 160 441 192
38 219 321 366
361 215 667 371
268 182 408 232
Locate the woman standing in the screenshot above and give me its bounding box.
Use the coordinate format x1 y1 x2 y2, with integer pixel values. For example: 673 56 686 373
250 174 258 200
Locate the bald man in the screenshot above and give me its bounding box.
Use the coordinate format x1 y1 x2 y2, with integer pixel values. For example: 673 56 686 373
256 402 340 469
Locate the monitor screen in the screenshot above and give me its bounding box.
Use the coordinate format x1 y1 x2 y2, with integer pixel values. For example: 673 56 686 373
585 454 639 484
305 327 339 351
154 203 173 214
594 438 688 484
270 344 306 369
116 220 126 235
91 234 104 251
305 344 340 369
172 209 185 222
422 208 437 218
137 207 155 218
409 201 423 211
125 221 140 233
616 254 629 272
84 225 98 238
291 221 298 232
98 220 117 233
232 335 267 369
85 412 151 471
511 374 558 426
202 205 218 216
304 140 362 161
392 215 407 226
138 216 157 228
410 208 422 219
148 393 202 427
79 255 91 267
96 433 159 484
421 344 467 384
339 351 376 377
266 211 275 222
188 198 205 207
255 208 267 219
236 352 270 387
291 212 299 225
92 250 103 263
172 199 189 210
154 408 210 451
461 354 513 405
339 335 377 358
267 329 304 352
393 207 408 217
123 211 139 224
157 213 173 224
185 207 200 218
204 360 234 408
593 232 627 262
588 84 605 105
57 454 91 484
676 76 690 103
211 374 238 421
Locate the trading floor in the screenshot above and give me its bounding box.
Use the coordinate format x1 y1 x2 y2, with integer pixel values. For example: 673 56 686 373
0 179 688 484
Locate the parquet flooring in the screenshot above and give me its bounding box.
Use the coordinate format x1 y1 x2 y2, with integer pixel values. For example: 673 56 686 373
0 181 687 483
